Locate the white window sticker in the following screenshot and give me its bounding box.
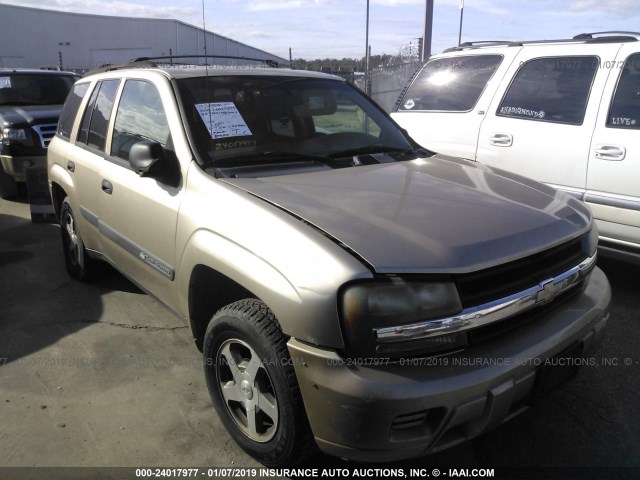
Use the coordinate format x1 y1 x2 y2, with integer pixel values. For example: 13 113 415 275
0 77 11 89
195 102 253 139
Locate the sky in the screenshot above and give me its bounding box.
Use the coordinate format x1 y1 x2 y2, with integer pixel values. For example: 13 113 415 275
2 0 640 60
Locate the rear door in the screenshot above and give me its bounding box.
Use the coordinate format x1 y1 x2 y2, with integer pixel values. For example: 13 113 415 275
65 79 120 251
586 46 640 253
476 44 621 198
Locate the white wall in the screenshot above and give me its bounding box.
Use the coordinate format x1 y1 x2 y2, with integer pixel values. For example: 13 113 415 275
0 4 287 71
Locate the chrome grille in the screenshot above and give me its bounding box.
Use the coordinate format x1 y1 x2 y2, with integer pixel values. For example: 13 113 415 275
32 123 58 148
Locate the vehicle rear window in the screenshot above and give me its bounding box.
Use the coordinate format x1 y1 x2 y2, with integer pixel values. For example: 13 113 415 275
0 73 76 106
58 82 89 139
397 55 502 112
607 53 640 129
498 56 597 125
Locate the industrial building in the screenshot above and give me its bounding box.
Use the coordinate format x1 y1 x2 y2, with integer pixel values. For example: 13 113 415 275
0 4 287 71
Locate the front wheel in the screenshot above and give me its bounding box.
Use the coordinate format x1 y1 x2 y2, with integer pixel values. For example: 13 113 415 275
203 299 316 466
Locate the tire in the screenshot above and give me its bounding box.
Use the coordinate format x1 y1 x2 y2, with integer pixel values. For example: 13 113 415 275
0 166 18 199
59 197 99 281
203 298 316 466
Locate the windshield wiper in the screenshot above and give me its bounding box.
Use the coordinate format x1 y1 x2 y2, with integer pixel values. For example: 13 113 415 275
328 145 420 160
225 150 333 164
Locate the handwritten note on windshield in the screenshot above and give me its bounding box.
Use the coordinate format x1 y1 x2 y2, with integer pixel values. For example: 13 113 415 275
195 102 253 139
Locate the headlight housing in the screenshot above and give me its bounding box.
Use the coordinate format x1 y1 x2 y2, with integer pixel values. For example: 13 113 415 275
340 278 465 358
1 127 30 146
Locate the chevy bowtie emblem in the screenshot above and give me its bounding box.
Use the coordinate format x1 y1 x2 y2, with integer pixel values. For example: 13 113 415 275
536 279 558 304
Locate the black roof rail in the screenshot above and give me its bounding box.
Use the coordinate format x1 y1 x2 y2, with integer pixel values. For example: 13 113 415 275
444 32 640 53
444 41 522 52
574 31 640 39
131 55 280 68
84 55 281 76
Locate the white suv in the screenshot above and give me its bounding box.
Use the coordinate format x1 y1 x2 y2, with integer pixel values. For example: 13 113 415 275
392 32 640 262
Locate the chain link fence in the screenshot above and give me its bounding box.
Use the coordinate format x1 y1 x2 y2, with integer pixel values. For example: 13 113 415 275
354 60 423 113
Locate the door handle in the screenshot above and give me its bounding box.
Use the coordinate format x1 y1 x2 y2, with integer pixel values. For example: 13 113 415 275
594 144 626 161
101 179 113 195
489 133 513 147
67 161 75 172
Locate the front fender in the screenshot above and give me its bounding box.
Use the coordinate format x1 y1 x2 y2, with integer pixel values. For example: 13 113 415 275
176 227 353 348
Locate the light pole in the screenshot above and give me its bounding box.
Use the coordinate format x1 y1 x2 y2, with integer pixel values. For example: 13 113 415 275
422 0 434 62
365 0 371 95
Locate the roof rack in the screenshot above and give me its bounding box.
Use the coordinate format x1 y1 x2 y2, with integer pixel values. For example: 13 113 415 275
574 31 640 39
85 55 280 75
132 55 280 68
444 31 640 53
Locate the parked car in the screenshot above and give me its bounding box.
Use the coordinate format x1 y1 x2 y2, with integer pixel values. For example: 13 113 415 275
392 31 640 263
48 58 610 466
0 68 79 197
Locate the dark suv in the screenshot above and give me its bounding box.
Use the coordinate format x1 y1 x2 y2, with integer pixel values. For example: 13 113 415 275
0 69 78 197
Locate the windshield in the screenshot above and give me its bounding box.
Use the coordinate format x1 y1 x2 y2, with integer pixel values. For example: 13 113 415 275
176 75 415 172
0 74 77 106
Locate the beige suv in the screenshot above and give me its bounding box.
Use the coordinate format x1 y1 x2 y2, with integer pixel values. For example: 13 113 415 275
48 58 610 466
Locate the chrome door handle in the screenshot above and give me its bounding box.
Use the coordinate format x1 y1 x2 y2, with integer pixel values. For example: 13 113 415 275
489 133 513 147
594 145 626 161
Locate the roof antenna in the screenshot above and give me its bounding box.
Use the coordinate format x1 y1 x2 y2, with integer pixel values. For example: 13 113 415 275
201 0 216 174
201 0 208 60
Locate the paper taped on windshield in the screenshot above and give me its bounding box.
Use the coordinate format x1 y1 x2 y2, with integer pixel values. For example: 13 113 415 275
195 102 253 139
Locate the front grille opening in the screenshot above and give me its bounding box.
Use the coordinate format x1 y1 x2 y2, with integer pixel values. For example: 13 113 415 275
456 235 587 308
32 123 58 148
468 283 583 344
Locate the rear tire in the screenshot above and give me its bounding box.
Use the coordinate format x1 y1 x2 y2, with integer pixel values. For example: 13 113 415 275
203 298 316 466
60 197 99 281
0 167 18 199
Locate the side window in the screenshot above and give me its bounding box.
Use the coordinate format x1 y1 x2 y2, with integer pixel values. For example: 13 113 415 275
77 79 120 150
112 80 170 161
607 53 640 129
398 55 502 112
58 82 89 139
498 56 597 125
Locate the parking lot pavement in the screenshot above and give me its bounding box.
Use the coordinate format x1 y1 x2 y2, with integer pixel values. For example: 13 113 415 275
1 193 639 479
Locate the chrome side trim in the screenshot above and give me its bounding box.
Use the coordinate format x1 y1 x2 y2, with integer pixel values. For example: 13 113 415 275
584 193 640 212
374 253 597 344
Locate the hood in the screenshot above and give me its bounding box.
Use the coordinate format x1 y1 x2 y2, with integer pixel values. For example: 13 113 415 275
225 155 592 273
0 105 63 127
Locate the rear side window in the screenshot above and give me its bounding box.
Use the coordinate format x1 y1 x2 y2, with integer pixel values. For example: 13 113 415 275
607 53 640 129
77 79 120 150
58 82 89 139
498 56 597 125
397 55 502 112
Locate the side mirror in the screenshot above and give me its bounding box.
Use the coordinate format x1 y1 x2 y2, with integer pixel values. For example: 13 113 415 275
129 140 165 176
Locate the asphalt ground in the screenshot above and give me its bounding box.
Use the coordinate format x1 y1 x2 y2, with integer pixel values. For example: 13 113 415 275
1 192 639 480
